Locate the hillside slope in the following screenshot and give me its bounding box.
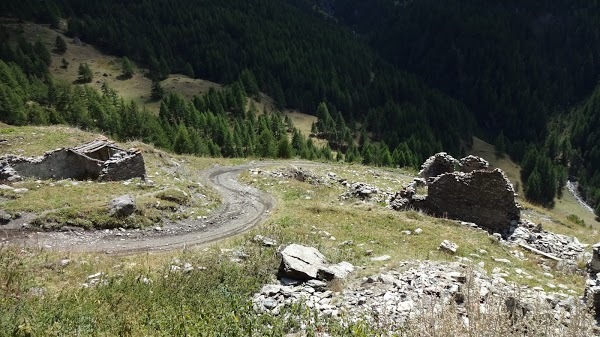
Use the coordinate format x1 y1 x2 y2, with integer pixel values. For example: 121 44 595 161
1 125 599 335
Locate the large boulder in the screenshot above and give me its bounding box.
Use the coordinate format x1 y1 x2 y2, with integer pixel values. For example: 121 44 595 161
416 169 520 234
278 244 327 281
108 194 136 217
419 152 459 180
278 244 353 281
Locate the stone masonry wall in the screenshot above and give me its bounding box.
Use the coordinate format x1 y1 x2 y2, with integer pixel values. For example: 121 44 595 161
418 169 520 233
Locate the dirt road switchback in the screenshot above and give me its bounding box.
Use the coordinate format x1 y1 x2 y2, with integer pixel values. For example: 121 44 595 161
1 163 275 254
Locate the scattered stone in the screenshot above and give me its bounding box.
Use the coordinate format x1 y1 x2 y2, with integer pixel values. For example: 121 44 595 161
253 260 592 332
371 255 391 262
494 258 512 265
505 296 532 324
508 220 585 261
108 195 136 217
0 210 12 225
439 240 458 254
340 182 379 200
414 228 423 235
253 235 277 247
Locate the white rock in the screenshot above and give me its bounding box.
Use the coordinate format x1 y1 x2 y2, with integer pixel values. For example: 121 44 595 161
371 255 391 262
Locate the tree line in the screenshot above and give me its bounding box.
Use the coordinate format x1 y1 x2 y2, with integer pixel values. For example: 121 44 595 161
1 0 475 164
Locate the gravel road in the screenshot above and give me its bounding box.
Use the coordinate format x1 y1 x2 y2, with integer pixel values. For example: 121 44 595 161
1 163 275 254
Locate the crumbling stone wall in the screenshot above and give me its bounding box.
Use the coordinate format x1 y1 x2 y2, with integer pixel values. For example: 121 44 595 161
417 169 520 233
100 150 146 181
392 153 520 234
0 141 145 182
585 243 600 317
419 152 459 180
459 155 489 173
4 149 102 180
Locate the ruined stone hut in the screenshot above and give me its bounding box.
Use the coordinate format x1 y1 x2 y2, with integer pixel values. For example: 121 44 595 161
0 138 146 182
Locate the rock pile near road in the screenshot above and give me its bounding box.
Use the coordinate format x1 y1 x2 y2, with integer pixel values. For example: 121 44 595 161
251 166 332 185
339 182 380 201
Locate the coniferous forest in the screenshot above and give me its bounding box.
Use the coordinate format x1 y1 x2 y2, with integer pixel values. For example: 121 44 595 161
1 0 600 217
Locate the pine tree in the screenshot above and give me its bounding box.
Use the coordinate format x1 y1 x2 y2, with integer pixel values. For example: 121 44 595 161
61 58 69 69
34 40 51 66
525 169 542 202
380 145 392 167
240 69 259 97
494 130 507 158
173 124 194 154
257 128 277 158
77 62 93 83
277 136 293 158
121 57 134 79
151 80 164 100
55 35 67 54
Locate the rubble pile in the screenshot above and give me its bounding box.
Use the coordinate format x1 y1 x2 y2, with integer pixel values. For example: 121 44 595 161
508 220 586 261
254 260 590 332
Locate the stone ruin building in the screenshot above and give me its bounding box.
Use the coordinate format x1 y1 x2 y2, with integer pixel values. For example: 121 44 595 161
0 138 145 182
390 152 520 236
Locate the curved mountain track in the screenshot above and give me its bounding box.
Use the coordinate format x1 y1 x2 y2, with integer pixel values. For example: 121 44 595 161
1 162 276 254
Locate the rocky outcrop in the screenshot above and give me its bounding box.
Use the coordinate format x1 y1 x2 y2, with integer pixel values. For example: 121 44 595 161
278 244 354 281
418 152 459 180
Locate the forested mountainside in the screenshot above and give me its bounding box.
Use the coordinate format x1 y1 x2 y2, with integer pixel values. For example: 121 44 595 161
308 0 600 215
569 84 600 216
1 0 599 216
1 0 474 164
328 0 600 147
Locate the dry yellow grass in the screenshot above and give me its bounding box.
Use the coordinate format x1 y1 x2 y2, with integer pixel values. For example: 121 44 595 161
6 19 220 113
285 110 330 148
469 136 522 189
